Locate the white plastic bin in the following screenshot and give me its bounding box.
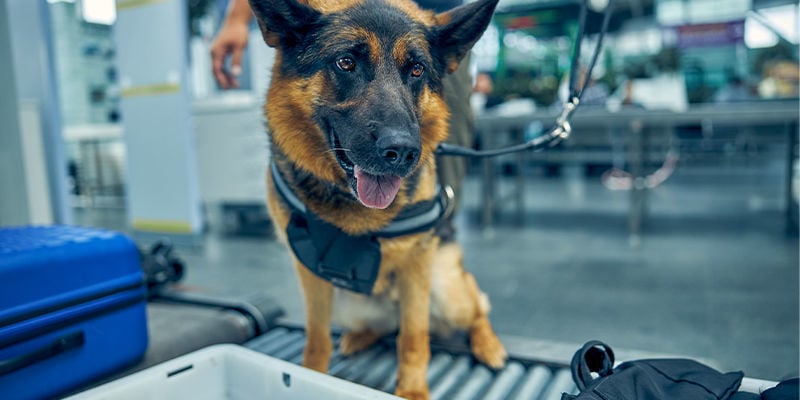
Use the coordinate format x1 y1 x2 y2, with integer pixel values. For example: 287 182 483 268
67 344 401 400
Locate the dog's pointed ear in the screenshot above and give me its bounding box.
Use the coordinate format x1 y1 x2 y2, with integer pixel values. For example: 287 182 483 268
249 0 321 48
431 0 499 73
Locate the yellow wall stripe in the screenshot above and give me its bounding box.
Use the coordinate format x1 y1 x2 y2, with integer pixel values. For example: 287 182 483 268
132 219 194 234
121 83 181 98
117 0 171 11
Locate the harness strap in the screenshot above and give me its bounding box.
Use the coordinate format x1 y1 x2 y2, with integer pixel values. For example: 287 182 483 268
270 161 447 238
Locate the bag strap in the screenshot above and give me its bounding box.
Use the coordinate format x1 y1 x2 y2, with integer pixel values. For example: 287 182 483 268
570 340 616 391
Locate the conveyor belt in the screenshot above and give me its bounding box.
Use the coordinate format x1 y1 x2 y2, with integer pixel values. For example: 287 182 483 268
246 325 578 400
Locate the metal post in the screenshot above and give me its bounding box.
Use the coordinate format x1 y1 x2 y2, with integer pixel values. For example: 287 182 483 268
481 127 495 229
628 119 644 245
514 127 525 226
0 0 29 225
786 120 798 234
3 0 71 225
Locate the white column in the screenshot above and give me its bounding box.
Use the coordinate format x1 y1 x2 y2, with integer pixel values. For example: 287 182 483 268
0 0 29 226
114 0 203 241
2 0 70 225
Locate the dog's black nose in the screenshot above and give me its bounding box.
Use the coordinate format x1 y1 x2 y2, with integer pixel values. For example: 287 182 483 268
376 128 420 173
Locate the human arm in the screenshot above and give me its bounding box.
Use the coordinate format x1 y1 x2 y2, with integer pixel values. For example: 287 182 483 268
210 0 254 89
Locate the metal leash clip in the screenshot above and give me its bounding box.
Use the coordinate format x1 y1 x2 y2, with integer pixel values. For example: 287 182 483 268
550 96 580 145
441 185 456 220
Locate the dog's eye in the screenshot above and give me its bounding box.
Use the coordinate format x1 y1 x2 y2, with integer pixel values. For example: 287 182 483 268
336 57 356 72
410 63 425 78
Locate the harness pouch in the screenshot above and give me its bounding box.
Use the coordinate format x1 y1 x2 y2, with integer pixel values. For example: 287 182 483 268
286 211 381 295
563 341 744 400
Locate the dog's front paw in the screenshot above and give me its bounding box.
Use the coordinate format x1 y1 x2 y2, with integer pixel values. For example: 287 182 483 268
471 333 508 369
395 388 430 400
470 319 508 369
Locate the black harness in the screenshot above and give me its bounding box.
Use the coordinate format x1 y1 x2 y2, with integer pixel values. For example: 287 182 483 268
271 163 449 294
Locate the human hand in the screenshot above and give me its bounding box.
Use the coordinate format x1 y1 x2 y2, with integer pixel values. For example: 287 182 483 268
210 20 250 89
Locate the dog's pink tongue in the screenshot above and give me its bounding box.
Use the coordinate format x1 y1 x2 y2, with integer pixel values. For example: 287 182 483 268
354 166 402 209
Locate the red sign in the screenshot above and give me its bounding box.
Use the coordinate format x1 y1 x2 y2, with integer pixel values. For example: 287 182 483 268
672 20 745 48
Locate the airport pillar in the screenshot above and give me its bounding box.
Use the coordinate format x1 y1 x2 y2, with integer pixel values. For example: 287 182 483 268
114 0 204 243
1 0 68 226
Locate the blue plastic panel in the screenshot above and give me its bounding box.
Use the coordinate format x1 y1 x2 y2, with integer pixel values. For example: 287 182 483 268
0 302 148 400
0 225 148 400
0 225 143 327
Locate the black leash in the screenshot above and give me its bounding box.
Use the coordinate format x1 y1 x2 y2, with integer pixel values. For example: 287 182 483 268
435 0 614 158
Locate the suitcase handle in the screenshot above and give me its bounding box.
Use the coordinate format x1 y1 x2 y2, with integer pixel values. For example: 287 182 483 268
0 331 85 376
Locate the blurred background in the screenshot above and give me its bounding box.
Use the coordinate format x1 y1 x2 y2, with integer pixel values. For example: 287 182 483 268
1 0 798 383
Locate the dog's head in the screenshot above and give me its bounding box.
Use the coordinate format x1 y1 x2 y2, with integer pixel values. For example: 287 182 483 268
252 0 498 209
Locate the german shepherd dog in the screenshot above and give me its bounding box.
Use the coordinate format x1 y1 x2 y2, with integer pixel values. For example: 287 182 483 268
250 0 505 398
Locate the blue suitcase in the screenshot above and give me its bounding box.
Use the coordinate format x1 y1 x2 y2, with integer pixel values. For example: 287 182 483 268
0 226 148 400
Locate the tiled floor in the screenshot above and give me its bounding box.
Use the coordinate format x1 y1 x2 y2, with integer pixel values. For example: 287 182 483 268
73 163 799 381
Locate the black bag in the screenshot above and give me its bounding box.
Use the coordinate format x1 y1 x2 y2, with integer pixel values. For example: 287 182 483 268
562 341 745 400
762 378 799 400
